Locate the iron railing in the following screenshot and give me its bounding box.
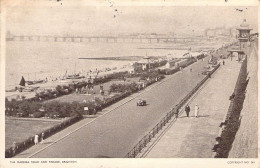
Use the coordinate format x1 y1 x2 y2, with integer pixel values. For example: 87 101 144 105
125 63 220 158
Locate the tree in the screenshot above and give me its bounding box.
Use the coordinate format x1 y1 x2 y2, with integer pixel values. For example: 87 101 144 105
56 85 63 94
17 101 31 117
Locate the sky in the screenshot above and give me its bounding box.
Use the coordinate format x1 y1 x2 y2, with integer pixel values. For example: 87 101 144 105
5 5 258 36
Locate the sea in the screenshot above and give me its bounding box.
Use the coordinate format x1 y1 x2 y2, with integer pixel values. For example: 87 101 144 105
5 40 219 88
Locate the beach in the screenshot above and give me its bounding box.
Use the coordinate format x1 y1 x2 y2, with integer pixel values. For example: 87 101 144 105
6 39 224 88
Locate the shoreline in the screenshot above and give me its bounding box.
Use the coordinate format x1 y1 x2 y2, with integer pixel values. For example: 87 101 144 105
5 40 234 101
5 64 134 101
5 39 233 88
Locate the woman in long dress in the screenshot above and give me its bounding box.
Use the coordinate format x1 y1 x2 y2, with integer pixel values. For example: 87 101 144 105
194 104 199 117
34 134 39 145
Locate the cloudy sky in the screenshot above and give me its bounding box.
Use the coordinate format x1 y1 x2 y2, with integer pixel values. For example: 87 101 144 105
6 5 258 36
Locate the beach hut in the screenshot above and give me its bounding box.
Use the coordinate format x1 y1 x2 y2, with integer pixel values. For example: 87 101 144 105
165 60 177 68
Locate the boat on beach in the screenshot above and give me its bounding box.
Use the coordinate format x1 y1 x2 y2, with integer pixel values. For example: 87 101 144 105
66 74 85 79
26 80 45 85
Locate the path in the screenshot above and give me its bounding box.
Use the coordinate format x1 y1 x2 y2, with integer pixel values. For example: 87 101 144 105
145 58 241 158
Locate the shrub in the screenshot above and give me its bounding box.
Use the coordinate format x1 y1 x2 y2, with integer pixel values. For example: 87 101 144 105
16 101 31 117
164 68 179 75
32 111 44 118
109 82 139 93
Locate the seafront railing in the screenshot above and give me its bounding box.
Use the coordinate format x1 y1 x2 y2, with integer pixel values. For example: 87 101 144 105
125 63 220 158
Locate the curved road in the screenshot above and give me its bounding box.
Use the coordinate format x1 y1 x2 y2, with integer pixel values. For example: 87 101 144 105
31 57 210 158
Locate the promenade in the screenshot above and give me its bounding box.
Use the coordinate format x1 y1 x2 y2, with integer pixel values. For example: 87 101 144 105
145 58 241 158
15 57 209 158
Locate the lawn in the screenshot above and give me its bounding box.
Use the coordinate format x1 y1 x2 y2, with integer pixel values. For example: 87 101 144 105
46 77 140 104
5 117 61 149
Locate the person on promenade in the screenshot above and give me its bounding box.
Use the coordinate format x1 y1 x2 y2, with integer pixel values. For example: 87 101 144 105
229 93 235 100
12 142 16 155
185 105 190 117
223 60 225 65
190 68 192 72
40 133 44 144
194 104 199 118
174 109 179 119
34 134 39 145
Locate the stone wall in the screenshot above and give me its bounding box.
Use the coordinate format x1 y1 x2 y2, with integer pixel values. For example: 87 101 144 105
228 39 258 158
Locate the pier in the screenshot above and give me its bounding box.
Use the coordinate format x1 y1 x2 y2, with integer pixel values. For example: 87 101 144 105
6 35 204 44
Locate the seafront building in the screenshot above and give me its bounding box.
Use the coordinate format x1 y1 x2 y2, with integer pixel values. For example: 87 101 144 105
228 19 252 61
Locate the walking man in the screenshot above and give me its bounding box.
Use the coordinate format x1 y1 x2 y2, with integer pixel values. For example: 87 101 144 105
185 105 190 117
194 104 199 118
223 60 225 65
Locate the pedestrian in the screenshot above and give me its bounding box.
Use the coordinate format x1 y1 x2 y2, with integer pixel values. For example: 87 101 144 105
190 68 192 72
223 60 225 65
185 105 190 117
34 134 39 145
174 109 179 119
194 104 199 118
40 133 44 144
12 142 16 155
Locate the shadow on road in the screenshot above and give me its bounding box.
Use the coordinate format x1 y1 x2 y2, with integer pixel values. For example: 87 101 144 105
95 155 111 158
178 115 210 119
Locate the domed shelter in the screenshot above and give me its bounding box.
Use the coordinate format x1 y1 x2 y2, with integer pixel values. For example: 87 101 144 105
137 56 153 71
239 19 250 29
236 19 252 38
228 19 253 61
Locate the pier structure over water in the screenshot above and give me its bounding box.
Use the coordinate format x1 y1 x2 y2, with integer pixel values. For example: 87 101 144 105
6 35 204 43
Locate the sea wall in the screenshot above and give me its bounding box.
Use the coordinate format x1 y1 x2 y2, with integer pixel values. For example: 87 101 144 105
228 39 258 158
214 39 258 158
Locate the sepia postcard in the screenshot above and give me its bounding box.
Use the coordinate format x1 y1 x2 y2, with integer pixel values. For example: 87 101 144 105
0 0 259 167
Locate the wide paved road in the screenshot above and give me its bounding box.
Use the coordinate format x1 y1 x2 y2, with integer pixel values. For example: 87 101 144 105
145 58 241 157
31 58 210 158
